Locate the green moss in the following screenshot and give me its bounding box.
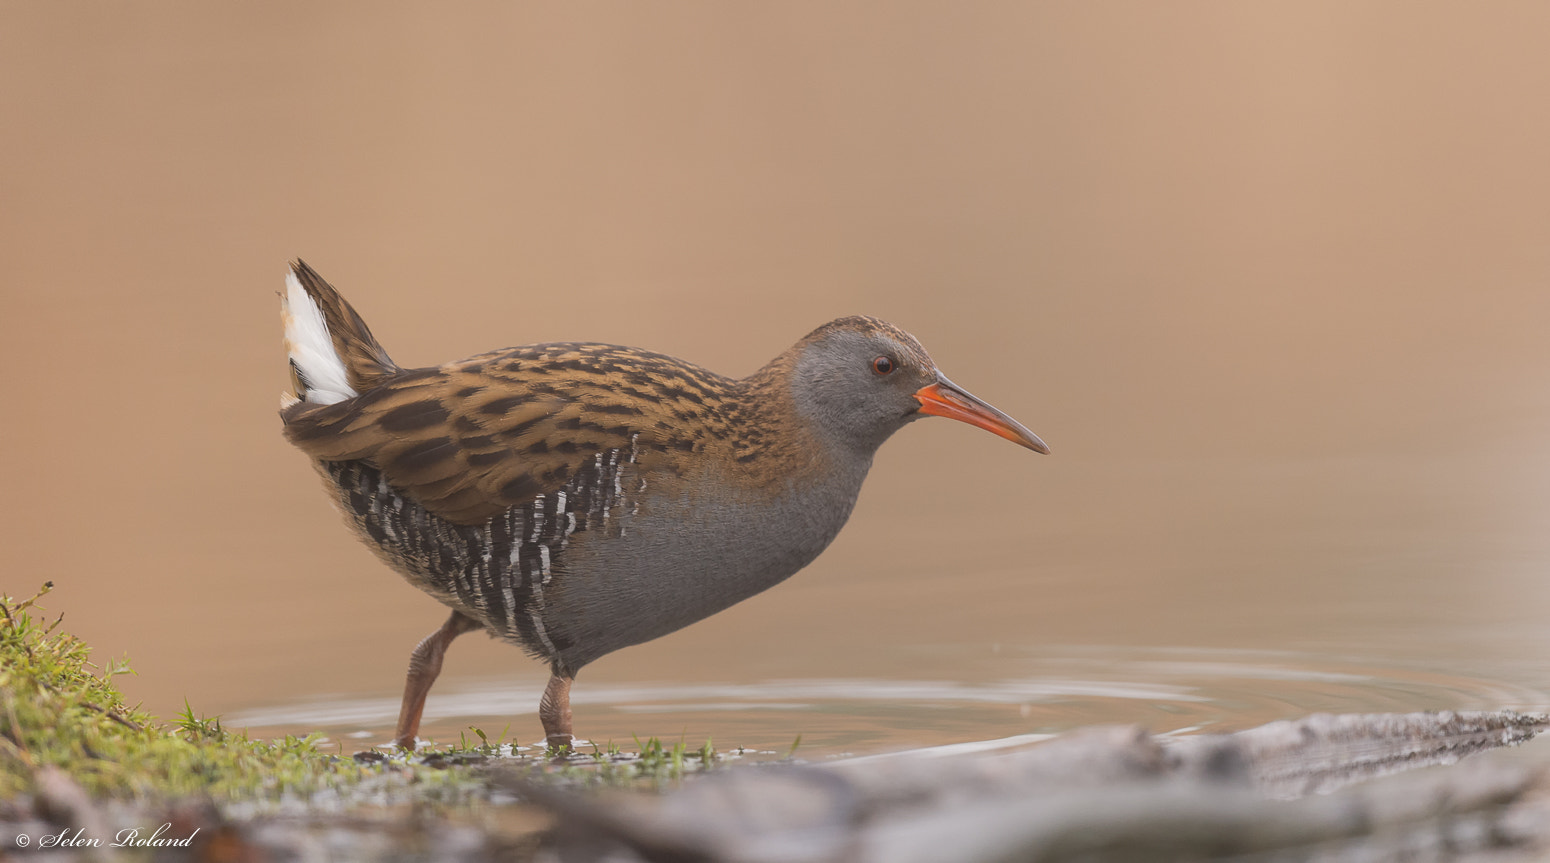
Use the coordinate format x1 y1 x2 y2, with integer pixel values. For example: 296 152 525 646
0 583 363 800
0 582 736 808
1 579 750 811
430 727 723 790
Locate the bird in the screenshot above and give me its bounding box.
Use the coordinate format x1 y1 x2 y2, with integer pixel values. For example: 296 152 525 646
278 259 1048 751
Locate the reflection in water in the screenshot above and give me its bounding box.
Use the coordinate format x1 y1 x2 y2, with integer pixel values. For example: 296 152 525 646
227 677 1203 730
227 647 1550 756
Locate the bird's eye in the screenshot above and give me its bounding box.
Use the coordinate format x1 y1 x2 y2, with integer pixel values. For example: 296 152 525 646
872 356 896 375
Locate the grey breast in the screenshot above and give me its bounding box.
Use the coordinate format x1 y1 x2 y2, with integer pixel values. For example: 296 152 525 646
538 452 873 674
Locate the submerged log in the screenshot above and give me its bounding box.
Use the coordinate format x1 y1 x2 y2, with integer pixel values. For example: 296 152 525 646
520 711 1550 863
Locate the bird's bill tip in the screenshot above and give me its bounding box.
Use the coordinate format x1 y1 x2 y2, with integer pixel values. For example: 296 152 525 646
914 378 1050 454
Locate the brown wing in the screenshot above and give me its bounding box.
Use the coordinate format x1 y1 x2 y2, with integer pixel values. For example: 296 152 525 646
281 348 664 525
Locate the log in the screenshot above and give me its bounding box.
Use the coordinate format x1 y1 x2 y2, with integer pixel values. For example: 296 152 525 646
519 711 1550 863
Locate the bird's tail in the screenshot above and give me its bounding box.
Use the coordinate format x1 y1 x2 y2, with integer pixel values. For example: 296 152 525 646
280 259 400 406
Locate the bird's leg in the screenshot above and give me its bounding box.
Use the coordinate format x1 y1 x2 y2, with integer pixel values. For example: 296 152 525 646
394 611 482 750
539 673 575 752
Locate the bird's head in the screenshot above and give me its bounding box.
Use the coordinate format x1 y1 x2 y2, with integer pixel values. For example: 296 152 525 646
787 316 1048 457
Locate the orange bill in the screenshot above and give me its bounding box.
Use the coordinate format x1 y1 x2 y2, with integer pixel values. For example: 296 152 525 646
914 374 1049 454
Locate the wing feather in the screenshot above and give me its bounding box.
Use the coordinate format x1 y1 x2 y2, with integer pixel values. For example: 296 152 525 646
282 352 659 525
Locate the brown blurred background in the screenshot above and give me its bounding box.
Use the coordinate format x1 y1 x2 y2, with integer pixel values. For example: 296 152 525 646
5 3 1550 753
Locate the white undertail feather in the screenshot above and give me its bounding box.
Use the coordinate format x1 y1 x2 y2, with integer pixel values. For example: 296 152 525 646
282 270 357 405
